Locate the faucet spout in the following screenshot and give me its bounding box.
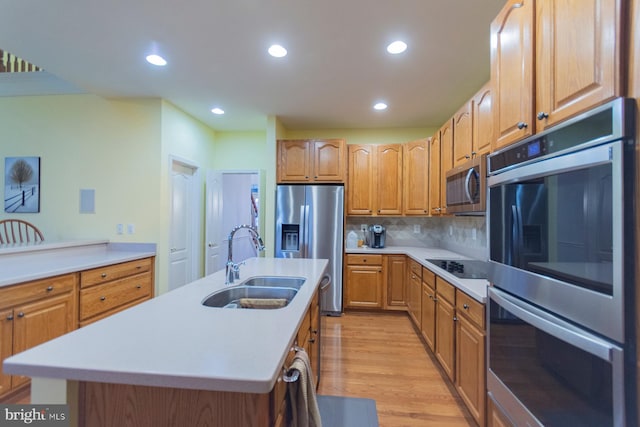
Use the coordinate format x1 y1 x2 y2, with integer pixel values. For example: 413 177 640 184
226 224 265 284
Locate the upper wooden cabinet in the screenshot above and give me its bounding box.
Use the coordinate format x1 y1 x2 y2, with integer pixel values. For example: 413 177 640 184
277 139 346 183
403 139 430 215
430 119 453 216
491 0 535 150
347 144 403 216
428 132 442 216
535 0 621 131
452 101 473 168
472 82 493 158
491 0 623 151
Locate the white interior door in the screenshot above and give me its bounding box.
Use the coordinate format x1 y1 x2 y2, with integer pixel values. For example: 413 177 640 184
205 171 222 276
205 170 261 274
169 160 199 290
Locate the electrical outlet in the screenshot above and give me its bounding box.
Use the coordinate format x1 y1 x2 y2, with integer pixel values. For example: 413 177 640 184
360 224 368 232
413 224 420 233
116 224 124 235
127 224 135 234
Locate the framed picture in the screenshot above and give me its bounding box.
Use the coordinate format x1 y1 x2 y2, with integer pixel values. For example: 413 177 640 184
4 156 41 213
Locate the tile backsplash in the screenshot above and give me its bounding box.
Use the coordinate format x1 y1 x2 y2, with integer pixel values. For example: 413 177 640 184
346 216 488 260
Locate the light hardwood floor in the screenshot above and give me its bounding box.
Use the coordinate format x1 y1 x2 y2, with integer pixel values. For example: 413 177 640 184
317 311 475 426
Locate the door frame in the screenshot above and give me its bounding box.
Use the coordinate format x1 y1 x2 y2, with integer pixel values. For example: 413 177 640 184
169 155 202 285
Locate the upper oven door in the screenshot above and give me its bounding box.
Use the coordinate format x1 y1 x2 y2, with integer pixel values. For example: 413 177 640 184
488 141 627 342
446 154 487 214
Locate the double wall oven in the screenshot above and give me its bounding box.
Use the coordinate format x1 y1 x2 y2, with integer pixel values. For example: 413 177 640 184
487 98 636 426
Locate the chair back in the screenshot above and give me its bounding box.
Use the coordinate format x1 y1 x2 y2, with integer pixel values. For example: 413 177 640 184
0 219 44 244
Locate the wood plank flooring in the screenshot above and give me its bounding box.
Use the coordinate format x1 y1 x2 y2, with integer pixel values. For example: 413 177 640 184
317 311 475 426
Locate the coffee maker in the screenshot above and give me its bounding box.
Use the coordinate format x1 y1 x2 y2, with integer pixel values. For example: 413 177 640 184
368 224 386 248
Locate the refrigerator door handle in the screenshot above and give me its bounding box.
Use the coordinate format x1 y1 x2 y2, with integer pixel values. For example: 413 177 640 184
302 204 310 257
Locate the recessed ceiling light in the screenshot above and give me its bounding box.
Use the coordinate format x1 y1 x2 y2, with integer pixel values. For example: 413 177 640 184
145 54 167 66
211 107 225 115
268 44 287 58
373 102 388 111
386 41 407 54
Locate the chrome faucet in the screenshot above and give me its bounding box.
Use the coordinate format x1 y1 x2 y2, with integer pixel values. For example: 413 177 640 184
226 224 265 284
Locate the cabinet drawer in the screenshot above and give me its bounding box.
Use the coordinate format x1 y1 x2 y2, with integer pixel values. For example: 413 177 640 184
346 254 382 266
79 272 152 321
422 267 436 288
0 273 76 309
456 291 485 330
80 258 152 288
436 277 455 304
408 259 421 277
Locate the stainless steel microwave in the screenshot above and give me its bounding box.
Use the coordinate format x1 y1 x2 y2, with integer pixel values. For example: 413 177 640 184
445 154 487 214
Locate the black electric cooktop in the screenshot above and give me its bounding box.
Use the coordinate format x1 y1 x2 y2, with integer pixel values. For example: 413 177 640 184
425 259 489 280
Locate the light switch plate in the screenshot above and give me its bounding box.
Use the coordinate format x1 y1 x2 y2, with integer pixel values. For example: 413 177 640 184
116 224 124 235
413 224 420 233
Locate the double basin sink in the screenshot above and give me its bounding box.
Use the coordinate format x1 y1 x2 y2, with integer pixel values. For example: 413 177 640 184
202 276 306 309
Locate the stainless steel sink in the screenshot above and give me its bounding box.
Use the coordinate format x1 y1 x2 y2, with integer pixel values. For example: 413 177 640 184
242 276 305 289
202 285 299 309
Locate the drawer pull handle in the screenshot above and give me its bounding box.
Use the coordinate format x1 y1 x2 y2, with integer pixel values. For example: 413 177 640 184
136 285 142 289
463 304 469 310
312 329 318 334
6 314 13 321
101 273 107 278
453 316 458 322
136 266 142 269
309 337 316 344
100 296 106 301
46 286 54 292
17 312 24 318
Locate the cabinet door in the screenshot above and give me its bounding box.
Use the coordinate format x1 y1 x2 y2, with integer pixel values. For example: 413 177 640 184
12 292 76 387
535 0 621 131
403 139 430 215
386 255 406 308
375 144 403 215
347 145 375 215
453 102 473 167
429 132 442 215
435 297 455 381
472 82 493 157
345 265 383 308
277 140 311 182
456 315 486 427
312 139 346 182
421 283 436 352
491 0 535 150
0 308 13 396
439 120 454 215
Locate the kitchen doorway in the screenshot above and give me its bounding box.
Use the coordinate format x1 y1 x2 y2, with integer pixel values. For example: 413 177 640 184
205 170 262 275
168 157 201 291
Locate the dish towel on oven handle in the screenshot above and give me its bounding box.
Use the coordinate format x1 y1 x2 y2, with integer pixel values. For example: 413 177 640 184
287 347 322 427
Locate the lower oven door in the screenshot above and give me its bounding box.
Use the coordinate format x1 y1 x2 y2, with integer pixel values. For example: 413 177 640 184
487 287 627 427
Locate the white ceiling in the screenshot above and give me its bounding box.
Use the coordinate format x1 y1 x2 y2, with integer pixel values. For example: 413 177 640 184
0 0 505 131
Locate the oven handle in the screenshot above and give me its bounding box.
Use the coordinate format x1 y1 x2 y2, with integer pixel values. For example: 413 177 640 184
510 205 522 267
489 287 620 362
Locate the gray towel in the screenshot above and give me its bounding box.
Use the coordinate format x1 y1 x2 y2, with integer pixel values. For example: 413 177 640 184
287 348 322 427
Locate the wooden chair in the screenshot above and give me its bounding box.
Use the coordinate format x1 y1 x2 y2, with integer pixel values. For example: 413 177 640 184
0 219 44 244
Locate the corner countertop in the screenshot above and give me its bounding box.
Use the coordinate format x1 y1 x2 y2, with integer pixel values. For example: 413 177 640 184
0 240 157 288
4 257 329 394
345 246 489 302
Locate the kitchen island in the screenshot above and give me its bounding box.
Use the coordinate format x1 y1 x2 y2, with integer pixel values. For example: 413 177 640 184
3 257 328 427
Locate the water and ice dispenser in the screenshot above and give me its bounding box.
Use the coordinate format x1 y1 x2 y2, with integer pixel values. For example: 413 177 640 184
280 224 300 251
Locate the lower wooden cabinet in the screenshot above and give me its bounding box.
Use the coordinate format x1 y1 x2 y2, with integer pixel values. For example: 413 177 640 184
420 269 436 352
0 273 77 400
345 255 384 309
406 259 422 326
79 258 154 326
434 278 456 382
385 255 406 309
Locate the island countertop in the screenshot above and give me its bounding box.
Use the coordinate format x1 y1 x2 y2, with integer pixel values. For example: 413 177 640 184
3 257 328 394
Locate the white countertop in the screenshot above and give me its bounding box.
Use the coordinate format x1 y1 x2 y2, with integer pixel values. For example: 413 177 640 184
0 241 156 287
4 257 329 394
346 246 489 302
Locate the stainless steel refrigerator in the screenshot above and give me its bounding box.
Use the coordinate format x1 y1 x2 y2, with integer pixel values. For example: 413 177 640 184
275 185 344 315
